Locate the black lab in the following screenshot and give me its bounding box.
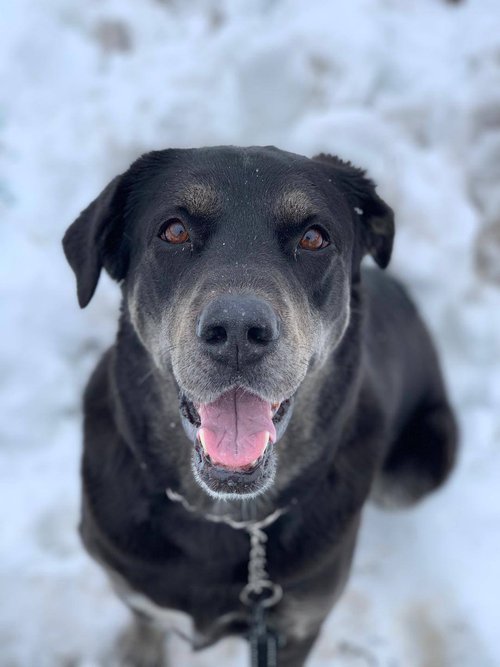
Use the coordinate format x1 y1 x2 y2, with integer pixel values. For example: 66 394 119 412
63 146 458 666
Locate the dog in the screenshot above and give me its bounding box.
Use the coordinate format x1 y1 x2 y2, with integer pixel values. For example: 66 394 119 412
63 146 458 666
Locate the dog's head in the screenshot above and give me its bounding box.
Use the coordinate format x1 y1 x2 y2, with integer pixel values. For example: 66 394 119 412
63 147 393 499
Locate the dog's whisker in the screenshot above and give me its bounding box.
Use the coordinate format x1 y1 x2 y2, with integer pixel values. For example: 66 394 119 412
137 369 155 386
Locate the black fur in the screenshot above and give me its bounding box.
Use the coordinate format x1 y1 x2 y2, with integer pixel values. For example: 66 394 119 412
63 146 458 666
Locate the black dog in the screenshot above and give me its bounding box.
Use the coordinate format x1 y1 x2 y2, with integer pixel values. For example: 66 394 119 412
63 146 457 666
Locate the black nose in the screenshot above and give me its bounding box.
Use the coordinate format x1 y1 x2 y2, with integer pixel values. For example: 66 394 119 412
197 295 280 368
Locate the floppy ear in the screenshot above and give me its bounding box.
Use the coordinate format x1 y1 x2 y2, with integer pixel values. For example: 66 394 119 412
313 153 395 269
63 174 129 308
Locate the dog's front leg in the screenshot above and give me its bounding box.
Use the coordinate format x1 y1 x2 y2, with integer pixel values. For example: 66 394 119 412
276 629 320 667
110 612 168 667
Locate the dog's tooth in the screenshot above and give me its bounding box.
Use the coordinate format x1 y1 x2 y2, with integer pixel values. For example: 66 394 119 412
198 429 207 450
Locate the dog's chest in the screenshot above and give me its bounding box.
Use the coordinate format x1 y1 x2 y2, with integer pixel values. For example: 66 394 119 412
108 562 327 651
108 566 246 648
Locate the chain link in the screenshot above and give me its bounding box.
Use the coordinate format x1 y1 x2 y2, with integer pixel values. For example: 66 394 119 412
239 524 283 608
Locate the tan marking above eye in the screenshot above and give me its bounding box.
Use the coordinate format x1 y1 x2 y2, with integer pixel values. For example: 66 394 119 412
160 219 190 244
180 183 221 218
299 227 329 251
274 190 316 224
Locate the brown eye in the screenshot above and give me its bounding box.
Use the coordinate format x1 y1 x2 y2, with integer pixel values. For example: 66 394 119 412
159 219 190 244
299 227 329 251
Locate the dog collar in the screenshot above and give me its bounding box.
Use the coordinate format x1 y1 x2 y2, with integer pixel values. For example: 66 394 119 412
166 488 287 605
166 488 288 666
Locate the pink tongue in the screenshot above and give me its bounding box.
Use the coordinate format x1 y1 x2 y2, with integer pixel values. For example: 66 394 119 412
197 389 276 469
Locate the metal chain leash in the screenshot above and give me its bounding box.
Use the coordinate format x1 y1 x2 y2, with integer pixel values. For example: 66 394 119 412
166 488 286 607
239 523 282 608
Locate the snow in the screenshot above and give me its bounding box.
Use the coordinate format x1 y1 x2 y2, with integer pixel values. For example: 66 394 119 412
1 0 499 665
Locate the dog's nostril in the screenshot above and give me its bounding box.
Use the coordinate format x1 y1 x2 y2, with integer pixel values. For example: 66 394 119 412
204 325 227 345
247 326 271 345
197 295 280 365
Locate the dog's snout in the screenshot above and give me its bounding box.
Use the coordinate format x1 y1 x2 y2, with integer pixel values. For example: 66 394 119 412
197 295 279 367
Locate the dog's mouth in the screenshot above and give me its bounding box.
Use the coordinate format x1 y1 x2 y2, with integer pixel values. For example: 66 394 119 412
179 389 293 498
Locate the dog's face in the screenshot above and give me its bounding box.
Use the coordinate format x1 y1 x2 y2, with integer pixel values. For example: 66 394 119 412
64 147 393 499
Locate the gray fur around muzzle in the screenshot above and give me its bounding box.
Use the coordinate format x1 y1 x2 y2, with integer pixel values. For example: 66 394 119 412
159 278 321 407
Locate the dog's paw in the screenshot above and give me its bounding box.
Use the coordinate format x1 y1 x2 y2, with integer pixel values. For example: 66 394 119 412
105 619 168 667
371 469 441 509
371 403 458 509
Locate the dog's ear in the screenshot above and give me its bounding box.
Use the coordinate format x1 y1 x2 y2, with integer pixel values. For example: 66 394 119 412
313 153 395 269
63 174 129 308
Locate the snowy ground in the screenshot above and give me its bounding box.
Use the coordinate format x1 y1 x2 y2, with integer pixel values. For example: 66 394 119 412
1 0 500 665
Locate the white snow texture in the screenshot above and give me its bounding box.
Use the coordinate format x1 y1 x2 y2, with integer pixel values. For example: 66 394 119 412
1 1 499 666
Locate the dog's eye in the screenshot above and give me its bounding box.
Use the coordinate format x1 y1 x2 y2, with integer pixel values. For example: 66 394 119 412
298 227 329 251
159 219 190 244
